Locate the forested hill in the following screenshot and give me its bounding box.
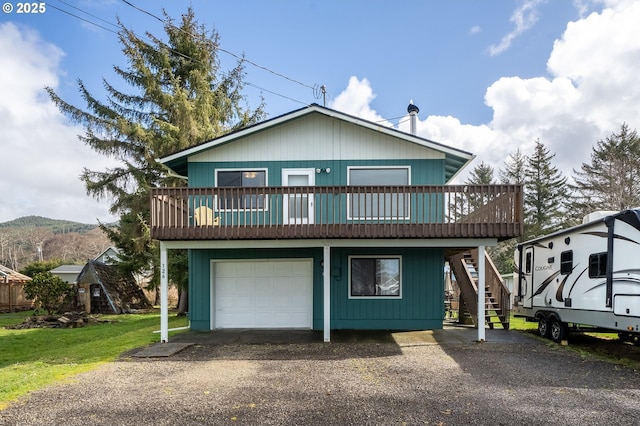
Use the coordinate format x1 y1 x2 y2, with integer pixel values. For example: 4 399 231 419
0 216 99 234
0 217 114 271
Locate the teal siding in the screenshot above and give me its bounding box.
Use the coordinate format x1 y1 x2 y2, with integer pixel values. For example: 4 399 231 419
188 159 446 187
188 247 444 331
321 247 444 330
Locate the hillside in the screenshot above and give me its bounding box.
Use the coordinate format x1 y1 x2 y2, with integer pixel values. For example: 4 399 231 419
0 216 113 272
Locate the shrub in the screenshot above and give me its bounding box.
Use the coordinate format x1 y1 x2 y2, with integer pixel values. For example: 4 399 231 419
23 272 74 314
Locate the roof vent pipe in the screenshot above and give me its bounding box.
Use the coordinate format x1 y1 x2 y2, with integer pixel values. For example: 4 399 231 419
407 102 419 135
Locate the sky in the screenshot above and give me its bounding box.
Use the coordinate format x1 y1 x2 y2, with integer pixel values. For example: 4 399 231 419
1 0 639 224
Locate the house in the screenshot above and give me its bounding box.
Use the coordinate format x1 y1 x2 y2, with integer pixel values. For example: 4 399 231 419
75 260 151 314
151 104 523 342
0 264 33 312
50 264 84 284
94 246 121 265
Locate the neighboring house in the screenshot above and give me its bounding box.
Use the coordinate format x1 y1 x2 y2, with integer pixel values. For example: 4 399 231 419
151 104 523 342
50 264 84 284
94 246 121 265
76 260 151 314
0 264 33 312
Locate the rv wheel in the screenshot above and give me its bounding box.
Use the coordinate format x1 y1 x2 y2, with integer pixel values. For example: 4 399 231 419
550 319 568 343
538 316 550 338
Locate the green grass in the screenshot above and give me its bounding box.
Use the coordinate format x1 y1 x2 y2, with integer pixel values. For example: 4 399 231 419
508 315 539 332
0 310 188 409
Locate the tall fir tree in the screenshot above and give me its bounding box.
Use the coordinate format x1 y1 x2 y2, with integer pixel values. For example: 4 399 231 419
524 140 568 239
466 161 496 185
46 9 265 312
569 123 640 222
499 148 527 185
491 149 528 275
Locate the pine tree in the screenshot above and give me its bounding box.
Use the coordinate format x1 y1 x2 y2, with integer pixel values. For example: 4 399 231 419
524 140 568 239
499 148 526 185
46 8 265 312
467 161 496 185
490 149 528 275
569 123 640 221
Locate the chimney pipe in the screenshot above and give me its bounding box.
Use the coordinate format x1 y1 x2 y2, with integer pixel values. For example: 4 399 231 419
407 102 419 135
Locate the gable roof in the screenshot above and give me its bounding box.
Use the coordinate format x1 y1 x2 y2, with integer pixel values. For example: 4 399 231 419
160 104 475 182
76 260 151 314
0 264 31 283
50 265 84 274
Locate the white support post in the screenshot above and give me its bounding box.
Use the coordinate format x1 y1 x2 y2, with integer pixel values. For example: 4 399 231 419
323 245 331 342
160 242 169 343
477 245 486 342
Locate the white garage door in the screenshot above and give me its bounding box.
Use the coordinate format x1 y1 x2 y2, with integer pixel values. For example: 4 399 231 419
213 259 313 329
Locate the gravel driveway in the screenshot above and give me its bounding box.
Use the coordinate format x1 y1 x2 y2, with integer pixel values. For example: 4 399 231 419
2 328 640 425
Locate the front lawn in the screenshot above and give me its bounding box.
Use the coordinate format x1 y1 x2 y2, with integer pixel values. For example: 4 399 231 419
0 311 188 409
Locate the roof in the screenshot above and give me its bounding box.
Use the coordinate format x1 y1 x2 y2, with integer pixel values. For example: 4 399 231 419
76 260 151 314
517 208 640 247
160 104 475 182
0 264 31 283
50 265 84 274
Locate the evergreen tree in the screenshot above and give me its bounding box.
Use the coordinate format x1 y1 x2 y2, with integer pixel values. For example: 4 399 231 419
46 8 265 313
490 149 528 275
449 162 495 222
467 161 496 185
499 148 526 185
524 140 568 239
569 123 640 221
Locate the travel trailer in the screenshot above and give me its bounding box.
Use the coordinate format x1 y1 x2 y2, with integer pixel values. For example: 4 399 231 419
514 209 640 342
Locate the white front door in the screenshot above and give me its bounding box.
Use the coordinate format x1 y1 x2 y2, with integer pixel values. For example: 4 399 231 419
282 168 315 225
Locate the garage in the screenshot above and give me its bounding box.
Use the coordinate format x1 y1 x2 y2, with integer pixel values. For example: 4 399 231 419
212 259 313 329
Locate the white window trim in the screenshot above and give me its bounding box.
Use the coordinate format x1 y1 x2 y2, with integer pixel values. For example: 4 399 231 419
215 167 269 212
348 255 402 299
346 166 411 221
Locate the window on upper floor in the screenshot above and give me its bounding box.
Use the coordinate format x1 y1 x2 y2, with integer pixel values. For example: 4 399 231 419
347 166 410 220
216 169 267 209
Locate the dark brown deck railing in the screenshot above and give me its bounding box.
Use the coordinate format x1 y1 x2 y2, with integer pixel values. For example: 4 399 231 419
150 185 523 241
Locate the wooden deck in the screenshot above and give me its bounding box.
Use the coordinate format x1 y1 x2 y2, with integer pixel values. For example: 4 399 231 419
150 184 523 241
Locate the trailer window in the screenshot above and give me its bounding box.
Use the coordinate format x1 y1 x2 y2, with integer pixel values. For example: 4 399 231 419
525 251 532 274
588 252 608 278
560 250 573 275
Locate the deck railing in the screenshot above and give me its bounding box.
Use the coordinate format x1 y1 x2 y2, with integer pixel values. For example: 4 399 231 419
150 184 523 240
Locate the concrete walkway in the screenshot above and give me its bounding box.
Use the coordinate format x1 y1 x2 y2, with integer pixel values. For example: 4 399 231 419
135 323 533 357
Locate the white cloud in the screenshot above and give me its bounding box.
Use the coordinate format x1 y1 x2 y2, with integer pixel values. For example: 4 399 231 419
489 0 546 56
329 76 393 127
332 0 640 184
0 22 118 224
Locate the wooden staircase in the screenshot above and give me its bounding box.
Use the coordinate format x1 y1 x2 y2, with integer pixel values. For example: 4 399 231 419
449 249 510 330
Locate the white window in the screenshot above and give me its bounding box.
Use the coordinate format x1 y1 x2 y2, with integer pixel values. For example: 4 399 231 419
347 166 410 220
349 256 401 298
216 169 267 210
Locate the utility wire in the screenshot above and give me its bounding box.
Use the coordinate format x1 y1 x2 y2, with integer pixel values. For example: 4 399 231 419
52 0 120 31
119 0 316 90
46 0 313 109
47 2 118 34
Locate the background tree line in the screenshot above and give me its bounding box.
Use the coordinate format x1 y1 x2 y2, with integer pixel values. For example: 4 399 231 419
472 124 640 274
0 217 111 272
